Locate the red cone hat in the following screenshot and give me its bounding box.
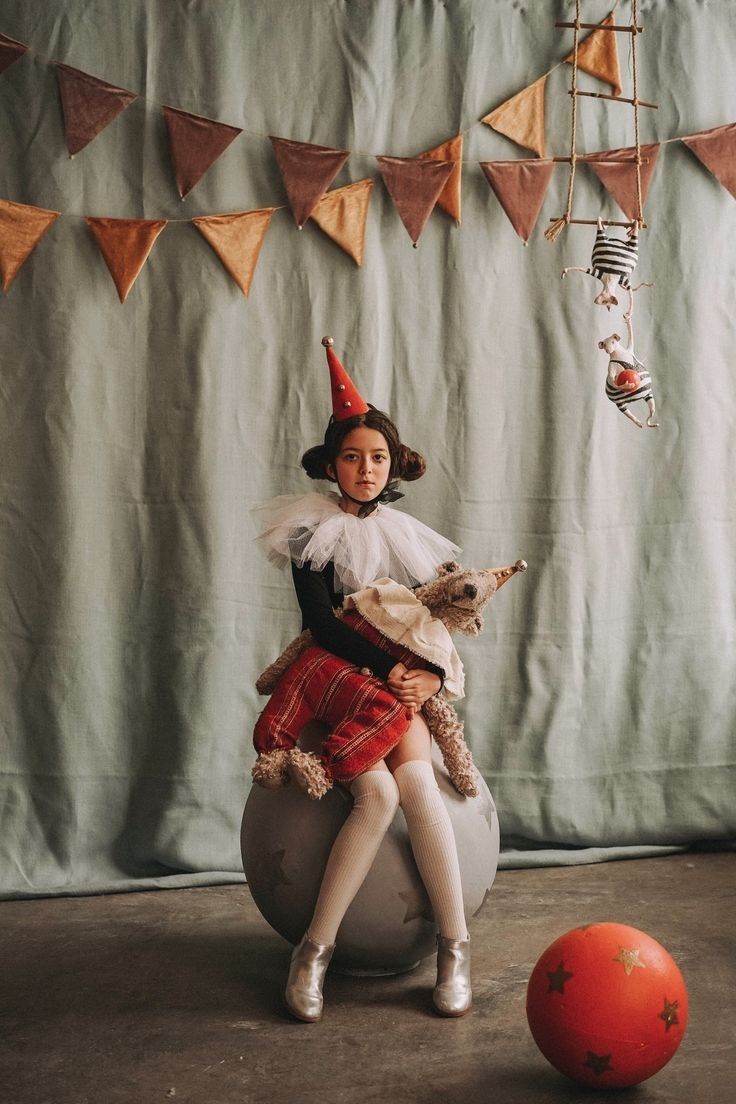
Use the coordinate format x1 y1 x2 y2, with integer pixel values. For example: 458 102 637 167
322 336 370 420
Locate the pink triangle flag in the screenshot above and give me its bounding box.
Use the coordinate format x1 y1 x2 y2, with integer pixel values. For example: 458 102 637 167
582 143 661 221
269 137 350 228
682 123 736 201
163 106 243 199
0 32 28 76
55 63 137 156
375 156 455 245
480 159 555 242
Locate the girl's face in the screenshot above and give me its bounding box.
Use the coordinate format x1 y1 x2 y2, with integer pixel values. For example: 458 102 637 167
327 426 391 515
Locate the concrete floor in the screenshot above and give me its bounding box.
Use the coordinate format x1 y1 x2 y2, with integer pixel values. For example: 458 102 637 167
1 852 733 1104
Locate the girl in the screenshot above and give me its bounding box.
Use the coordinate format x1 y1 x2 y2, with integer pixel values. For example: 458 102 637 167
254 337 471 1021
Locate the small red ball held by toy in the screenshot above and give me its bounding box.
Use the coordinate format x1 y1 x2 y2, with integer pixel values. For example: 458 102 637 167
526 922 688 1089
616 368 641 391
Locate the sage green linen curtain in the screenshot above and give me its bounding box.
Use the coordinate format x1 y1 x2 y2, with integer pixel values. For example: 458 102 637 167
1 0 734 898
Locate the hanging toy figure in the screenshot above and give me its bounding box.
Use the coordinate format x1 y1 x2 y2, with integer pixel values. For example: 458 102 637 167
599 308 658 429
561 218 652 312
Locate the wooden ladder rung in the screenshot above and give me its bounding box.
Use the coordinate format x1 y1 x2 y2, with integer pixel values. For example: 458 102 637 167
555 21 643 32
571 90 658 109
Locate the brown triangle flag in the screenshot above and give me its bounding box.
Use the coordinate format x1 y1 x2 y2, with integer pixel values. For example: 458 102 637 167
481 76 547 159
85 217 167 303
418 136 463 223
480 159 555 243
0 32 29 75
682 123 736 201
582 143 661 221
564 12 622 97
192 208 275 296
55 63 137 156
0 198 60 291
269 137 349 228
310 179 374 266
163 106 243 199
376 156 455 245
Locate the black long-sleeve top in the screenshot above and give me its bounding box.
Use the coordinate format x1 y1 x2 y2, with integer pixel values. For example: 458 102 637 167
291 560 445 686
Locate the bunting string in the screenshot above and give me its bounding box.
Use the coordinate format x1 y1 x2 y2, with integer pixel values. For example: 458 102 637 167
1 12 735 298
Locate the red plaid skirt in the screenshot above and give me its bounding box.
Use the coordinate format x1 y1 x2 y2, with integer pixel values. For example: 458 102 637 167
253 612 430 783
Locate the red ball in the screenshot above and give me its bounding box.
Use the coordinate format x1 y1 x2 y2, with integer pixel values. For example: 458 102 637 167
526 923 688 1089
616 368 641 391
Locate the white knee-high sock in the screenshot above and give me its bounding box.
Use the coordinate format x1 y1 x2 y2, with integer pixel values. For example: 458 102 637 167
393 760 468 942
307 770 400 946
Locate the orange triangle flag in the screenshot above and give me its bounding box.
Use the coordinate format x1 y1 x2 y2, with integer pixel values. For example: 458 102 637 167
482 76 547 159
192 208 275 296
682 123 736 201
418 136 463 223
85 217 167 303
163 106 243 199
310 179 374 266
376 156 455 245
0 32 28 75
0 198 60 291
270 137 350 228
564 12 622 97
480 160 555 243
583 143 660 221
55 63 137 156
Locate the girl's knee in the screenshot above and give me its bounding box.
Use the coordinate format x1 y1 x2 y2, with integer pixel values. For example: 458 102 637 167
350 769 401 828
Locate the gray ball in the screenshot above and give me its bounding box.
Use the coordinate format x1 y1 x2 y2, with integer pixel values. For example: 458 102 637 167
241 728 500 974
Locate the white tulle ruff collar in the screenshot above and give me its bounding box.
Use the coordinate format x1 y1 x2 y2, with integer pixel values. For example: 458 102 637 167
254 491 462 595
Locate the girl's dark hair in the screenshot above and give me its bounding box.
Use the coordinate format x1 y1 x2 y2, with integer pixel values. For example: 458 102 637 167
301 408 426 497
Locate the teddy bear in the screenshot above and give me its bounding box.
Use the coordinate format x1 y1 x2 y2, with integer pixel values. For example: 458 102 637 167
252 559 526 800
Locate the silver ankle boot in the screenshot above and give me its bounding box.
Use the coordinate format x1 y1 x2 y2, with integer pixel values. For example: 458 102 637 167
285 933 335 1022
432 935 472 1017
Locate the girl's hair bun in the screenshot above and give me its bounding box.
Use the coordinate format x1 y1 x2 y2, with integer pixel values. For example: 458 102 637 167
301 444 331 480
396 444 426 482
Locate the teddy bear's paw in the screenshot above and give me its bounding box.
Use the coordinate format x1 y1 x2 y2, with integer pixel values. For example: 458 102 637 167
451 772 478 799
287 748 333 800
255 667 281 695
252 749 291 788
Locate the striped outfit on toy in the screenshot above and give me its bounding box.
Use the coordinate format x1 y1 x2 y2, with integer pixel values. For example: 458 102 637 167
589 227 638 290
605 357 653 412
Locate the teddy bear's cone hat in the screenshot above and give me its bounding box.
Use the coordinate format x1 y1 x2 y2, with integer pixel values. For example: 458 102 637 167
322 336 370 421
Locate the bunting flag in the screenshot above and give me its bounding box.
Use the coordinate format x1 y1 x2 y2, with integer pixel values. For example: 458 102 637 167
563 12 622 97
163 106 243 199
0 198 60 291
583 143 661 221
681 123 736 201
418 136 463 223
479 159 555 243
481 76 548 159
269 137 350 228
0 32 28 75
376 156 455 245
192 207 274 296
85 217 167 302
310 179 374 266
55 63 137 156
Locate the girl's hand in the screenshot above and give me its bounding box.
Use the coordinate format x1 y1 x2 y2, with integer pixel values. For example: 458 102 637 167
387 664 441 713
